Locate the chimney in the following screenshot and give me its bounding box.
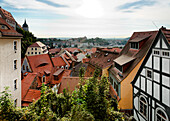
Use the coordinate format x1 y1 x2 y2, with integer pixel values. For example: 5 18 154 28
161 26 166 30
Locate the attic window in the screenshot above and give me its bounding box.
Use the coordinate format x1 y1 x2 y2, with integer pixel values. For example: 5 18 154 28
1 25 6 29
95 55 97 58
108 59 111 62
130 42 139 49
153 49 160 56
162 51 170 58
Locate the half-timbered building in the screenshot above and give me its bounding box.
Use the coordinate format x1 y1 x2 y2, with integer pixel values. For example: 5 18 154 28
132 27 170 121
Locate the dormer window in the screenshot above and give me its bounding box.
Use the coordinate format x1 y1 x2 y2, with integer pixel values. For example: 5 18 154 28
115 62 122 72
108 59 111 62
42 75 46 83
130 42 139 49
105 53 108 56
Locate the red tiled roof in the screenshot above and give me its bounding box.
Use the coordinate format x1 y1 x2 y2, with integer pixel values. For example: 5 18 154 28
22 73 37 100
161 27 170 43
0 7 15 22
58 77 80 94
22 89 41 102
26 54 53 73
29 42 40 47
0 17 22 37
53 68 64 76
65 48 80 53
52 56 67 67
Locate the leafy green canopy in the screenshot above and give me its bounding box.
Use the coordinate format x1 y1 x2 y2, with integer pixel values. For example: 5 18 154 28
0 68 125 121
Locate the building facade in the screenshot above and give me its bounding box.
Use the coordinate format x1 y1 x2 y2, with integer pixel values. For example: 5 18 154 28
132 27 170 121
25 41 48 56
0 17 22 107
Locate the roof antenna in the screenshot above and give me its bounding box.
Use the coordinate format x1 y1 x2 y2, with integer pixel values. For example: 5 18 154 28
152 21 158 29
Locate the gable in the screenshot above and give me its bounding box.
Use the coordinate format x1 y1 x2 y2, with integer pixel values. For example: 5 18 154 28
21 57 32 73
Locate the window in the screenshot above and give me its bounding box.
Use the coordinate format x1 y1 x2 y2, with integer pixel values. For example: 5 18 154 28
156 108 168 121
1 25 5 29
14 99 17 107
146 69 152 79
115 62 122 72
114 82 118 93
35 48 37 50
35 52 37 54
31 48 33 50
139 96 148 118
28 52 30 55
130 42 139 49
14 41 17 50
42 75 46 83
14 79 17 90
26 66 29 71
153 49 160 56
23 65 25 70
109 77 113 85
14 60 17 70
31 52 33 54
162 51 170 58
39 52 41 54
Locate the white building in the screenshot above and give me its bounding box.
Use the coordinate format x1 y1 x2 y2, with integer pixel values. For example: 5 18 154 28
0 17 22 107
25 41 48 56
132 27 170 121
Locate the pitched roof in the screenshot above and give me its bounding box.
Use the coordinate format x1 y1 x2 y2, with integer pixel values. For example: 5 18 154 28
65 48 80 53
0 17 22 37
21 73 37 100
49 48 61 54
29 41 46 47
109 30 158 82
26 54 53 73
0 7 15 22
52 56 67 67
132 27 170 85
58 77 80 94
88 49 119 69
71 63 88 77
101 48 122 53
53 68 64 76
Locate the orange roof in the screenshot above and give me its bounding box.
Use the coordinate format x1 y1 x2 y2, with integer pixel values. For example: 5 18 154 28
26 54 53 73
22 73 37 100
82 58 90 63
22 89 41 102
52 56 67 67
0 17 22 37
65 48 80 53
49 48 61 54
0 7 15 22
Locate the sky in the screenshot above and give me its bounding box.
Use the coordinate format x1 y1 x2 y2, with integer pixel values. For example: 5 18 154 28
1 0 170 38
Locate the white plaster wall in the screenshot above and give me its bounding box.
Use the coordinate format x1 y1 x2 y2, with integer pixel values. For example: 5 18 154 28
146 56 152 68
141 68 145 76
141 76 145 91
154 72 160 83
162 39 168 49
147 79 152 95
135 77 140 87
0 38 21 107
154 83 160 100
162 87 170 107
134 96 138 110
154 56 160 70
162 58 169 74
155 39 160 48
162 75 169 87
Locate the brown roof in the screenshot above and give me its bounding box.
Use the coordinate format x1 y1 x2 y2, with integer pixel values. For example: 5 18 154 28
88 48 119 69
161 27 170 43
49 48 61 54
0 7 15 22
58 77 80 94
0 17 22 37
109 30 158 82
101 47 122 53
129 36 151 42
29 42 40 47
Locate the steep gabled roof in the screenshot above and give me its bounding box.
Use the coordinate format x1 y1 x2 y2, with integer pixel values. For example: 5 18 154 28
0 17 22 37
0 7 15 22
26 54 53 73
29 41 46 47
109 30 158 82
132 27 170 85
52 56 67 67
